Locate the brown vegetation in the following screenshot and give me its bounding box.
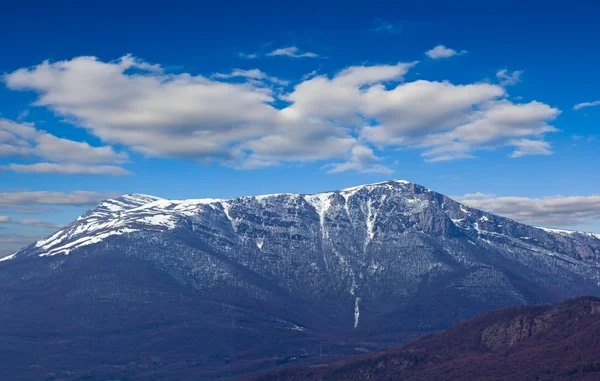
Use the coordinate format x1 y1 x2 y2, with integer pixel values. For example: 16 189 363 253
248 297 600 381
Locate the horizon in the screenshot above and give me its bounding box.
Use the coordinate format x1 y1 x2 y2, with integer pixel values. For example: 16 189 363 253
1 0 599 256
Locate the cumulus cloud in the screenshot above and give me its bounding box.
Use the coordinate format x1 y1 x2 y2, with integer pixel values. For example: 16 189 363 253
5 55 278 162
0 216 9 223
362 83 559 161
4 54 561 170
425 45 467 59
573 100 600 111
0 190 116 206
267 46 319 58
5 163 131 176
496 69 523 86
325 145 393 174
457 193 600 227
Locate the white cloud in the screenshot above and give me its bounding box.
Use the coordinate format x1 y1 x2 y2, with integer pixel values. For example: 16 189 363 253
0 117 128 173
5 55 278 162
0 216 9 223
425 45 467 59
4 54 561 171
361 81 559 161
238 52 258 59
212 68 288 86
267 46 319 58
457 193 600 227
496 69 523 86
509 138 552 158
325 145 393 174
0 190 115 206
5 163 131 176
361 80 505 142
282 62 418 123
300 70 318 81
34 134 128 164
573 100 600 111
417 100 559 161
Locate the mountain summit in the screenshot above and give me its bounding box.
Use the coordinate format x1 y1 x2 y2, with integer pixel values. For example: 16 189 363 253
2 180 600 380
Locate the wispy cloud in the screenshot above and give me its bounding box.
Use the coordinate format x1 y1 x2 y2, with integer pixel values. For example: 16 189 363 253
16 110 29 121
212 68 288 86
0 216 64 229
573 100 600 111
238 52 258 59
509 138 552 158
457 193 600 228
497 69 523 86
4 163 131 176
266 46 319 58
325 146 393 174
0 233 45 256
373 19 402 34
0 190 116 206
425 45 467 59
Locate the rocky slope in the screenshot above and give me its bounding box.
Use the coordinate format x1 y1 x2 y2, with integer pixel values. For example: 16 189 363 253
249 297 600 381
1 180 600 380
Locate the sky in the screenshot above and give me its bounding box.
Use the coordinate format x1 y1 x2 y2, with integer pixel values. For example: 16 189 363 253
1 0 599 255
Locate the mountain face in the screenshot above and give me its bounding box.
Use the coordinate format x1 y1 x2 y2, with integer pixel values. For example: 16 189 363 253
249 296 600 381
2 180 600 380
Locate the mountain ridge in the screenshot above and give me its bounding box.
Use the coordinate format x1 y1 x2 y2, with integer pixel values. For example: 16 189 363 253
1 179 600 380
5 179 599 261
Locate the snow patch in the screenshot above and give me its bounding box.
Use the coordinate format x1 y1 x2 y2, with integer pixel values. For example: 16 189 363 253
304 193 333 237
365 200 377 245
353 297 361 328
41 228 138 257
140 214 176 229
35 230 67 249
538 227 600 239
452 218 465 226
0 253 16 262
460 205 471 215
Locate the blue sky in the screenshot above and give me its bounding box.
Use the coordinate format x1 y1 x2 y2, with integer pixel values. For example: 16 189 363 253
1 0 599 255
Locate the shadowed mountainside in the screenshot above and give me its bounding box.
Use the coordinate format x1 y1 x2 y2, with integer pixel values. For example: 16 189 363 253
249 297 600 381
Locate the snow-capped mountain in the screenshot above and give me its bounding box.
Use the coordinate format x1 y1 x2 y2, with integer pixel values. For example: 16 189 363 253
2 180 600 380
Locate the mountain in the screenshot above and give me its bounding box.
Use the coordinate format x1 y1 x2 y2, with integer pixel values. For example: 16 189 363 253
1 180 600 380
248 296 600 381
